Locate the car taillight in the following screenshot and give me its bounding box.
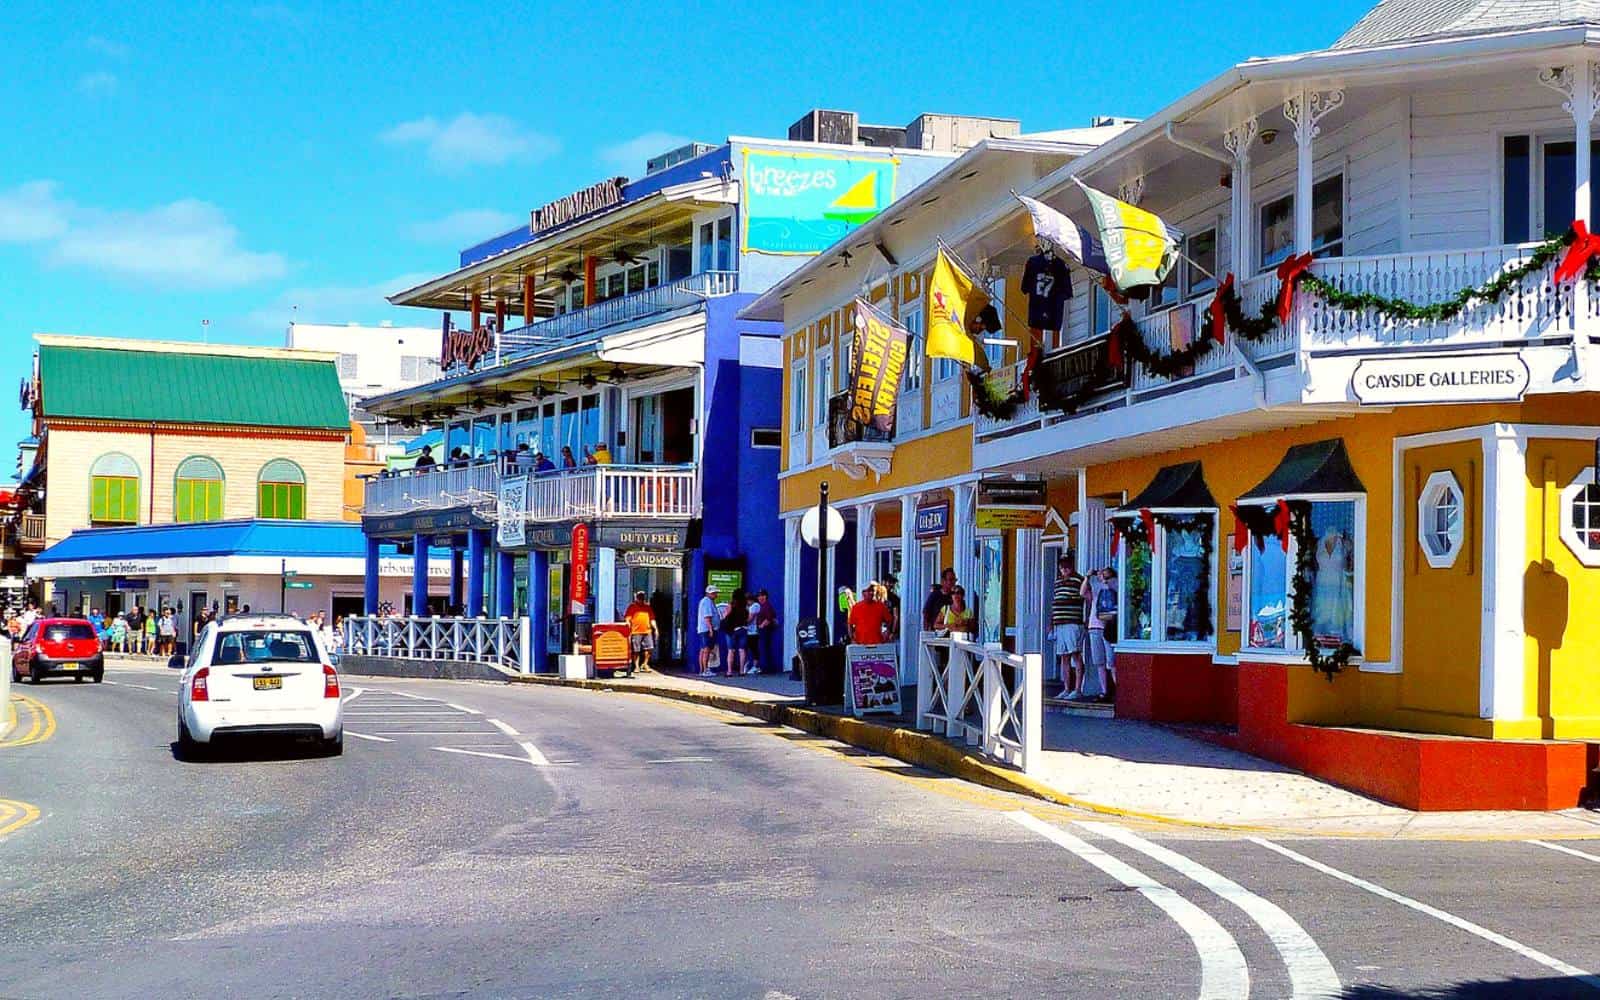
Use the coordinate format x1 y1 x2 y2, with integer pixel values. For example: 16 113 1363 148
323 664 339 699
191 667 209 702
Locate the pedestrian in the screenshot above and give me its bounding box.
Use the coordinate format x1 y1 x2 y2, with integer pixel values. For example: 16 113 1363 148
1049 554 1090 701
1084 567 1119 703
414 445 437 469
624 590 657 672
848 582 894 645
561 446 577 469
159 608 177 656
109 614 128 653
126 604 144 655
922 568 956 630
882 573 902 640
592 440 613 464
935 585 976 635
533 451 555 474
723 587 750 675
144 609 158 656
697 584 721 675
744 589 762 671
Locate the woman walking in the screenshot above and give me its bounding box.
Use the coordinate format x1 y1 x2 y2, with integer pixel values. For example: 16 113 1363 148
722 587 750 676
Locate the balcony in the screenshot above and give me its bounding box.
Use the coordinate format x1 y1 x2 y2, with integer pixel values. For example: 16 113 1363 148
500 270 738 353
17 513 45 553
363 462 501 517
823 391 895 481
362 461 699 524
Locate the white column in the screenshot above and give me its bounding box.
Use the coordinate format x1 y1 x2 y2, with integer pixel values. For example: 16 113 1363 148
596 547 616 621
1292 84 1314 255
952 481 978 596
1578 60 1595 229
854 502 876 591
1075 468 1090 574
1223 120 1258 278
899 495 919 683
1014 528 1043 654
1480 425 1527 722
782 517 802 671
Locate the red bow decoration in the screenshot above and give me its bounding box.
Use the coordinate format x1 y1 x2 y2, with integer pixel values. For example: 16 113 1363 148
1139 508 1157 548
1229 503 1249 554
1208 273 1233 344
1107 317 1126 368
1273 499 1291 552
1274 252 1315 324
1021 340 1043 397
1555 220 1600 284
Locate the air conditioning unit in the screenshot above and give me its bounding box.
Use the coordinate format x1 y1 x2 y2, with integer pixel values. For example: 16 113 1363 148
646 142 716 175
788 109 858 146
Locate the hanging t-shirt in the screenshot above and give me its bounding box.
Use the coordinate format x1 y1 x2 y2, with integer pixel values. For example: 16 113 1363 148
1021 252 1072 330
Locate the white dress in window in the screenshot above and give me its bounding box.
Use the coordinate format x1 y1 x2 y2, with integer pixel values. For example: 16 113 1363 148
1309 529 1354 643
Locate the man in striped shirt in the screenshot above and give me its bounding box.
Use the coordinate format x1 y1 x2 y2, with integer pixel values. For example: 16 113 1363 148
1050 554 1087 700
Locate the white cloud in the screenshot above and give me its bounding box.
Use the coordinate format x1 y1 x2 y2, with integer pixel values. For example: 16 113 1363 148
77 71 119 97
380 112 559 171
0 181 287 289
84 36 130 59
244 272 436 330
405 209 520 245
597 131 691 175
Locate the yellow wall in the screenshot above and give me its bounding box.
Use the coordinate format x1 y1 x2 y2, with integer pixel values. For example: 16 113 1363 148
779 426 972 512
1524 438 1600 738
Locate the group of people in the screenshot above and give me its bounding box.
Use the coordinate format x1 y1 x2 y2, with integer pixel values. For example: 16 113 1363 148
1049 553 1119 703
694 584 779 676
75 604 181 656
395 440 616 478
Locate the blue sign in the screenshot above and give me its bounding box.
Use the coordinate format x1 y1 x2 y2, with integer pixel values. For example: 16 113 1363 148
915 501 950 540
114 577 149 591
742 150 898 255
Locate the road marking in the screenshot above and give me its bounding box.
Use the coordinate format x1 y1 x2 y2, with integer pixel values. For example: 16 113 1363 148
1250 837 1600 990
1082 822 1339 999
342 687 364 705
344 731 393 743
445 702 480 714
487 718 520 736
0 798 41 838
1528 840 1600 865
384 690 433 701
1 694 56 748
1009 811 1249 999
519 740 551 767
353 730 503 735
647 756 715 764
344 712 466 717
431 746 564 766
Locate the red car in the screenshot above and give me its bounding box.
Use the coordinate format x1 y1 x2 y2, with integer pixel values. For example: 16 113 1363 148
11 618 105 684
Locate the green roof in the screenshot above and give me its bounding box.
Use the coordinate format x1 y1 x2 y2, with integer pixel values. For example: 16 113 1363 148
39 344 351 430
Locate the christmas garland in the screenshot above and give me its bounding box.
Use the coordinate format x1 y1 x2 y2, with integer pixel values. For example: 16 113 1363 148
1163 513 1215 642
968 367 1027 420
1286 500 1359 679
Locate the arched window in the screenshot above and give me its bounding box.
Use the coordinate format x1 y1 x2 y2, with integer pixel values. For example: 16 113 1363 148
89 453 140 525
257 459 306 519
174 456 224 523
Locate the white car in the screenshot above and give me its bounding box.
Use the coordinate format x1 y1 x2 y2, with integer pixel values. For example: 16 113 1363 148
176 614 343 758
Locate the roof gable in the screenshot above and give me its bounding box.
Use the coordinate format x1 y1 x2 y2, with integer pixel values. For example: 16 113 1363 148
1334 0 1600 49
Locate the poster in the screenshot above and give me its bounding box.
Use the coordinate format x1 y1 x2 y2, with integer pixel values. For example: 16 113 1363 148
707 568 743 596
848 298 909 435
846 643 901 718
1225 550 1244 632
497 476 528 547
591 623 631 673
742 149 898 255
546 564 564 654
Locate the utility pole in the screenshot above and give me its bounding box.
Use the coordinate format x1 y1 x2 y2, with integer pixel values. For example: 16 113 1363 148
280 558 287 613
817 481 829 644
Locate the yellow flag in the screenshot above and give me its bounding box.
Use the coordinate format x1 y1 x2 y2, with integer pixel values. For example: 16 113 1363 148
925 249 989 368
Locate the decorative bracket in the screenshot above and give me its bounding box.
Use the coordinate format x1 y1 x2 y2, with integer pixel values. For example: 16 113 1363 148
1539 62 1600 121
1117 176 1145 206
1222 118 1259 164
1283 89 1345 145
829 442 894 482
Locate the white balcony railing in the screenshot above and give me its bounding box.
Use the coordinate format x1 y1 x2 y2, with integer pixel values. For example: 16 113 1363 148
501 270 738 353
971 361 1040 438
523 464 698 521
917 634 1041 774
363 461 501 516
343 615 530 672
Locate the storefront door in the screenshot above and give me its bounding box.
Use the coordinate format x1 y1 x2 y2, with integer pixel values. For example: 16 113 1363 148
1041 540 1066 682
1401 442 1482 718
977 532 1004 646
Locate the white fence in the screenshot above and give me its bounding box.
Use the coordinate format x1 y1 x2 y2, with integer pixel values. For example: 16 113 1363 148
363 461 500 516
343 615 530 672
916 635 1041 774
523 464 698 521
499 270 739 351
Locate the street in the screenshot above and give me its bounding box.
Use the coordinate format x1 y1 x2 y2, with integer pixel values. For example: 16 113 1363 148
3 664 1599 999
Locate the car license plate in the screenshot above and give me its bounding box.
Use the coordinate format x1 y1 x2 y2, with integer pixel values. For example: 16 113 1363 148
60 662 79 670
253 676 282 691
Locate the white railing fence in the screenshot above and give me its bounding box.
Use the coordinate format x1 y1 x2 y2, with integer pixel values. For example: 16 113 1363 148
500 270 739 351
916 634 1041 774
523 464 698 521
364 461 501 516
343 615 531 672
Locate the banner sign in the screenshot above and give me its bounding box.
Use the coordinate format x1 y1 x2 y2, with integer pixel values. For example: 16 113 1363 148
440 314 497 372
88 561 159 576
914 501 950 539
570 523 591 615
594 523 689 549
525 523 574 550
846 643 902 718
590 622 632 673
707 568 743 596
848 298 909 435
975 507 1047 530
530 176 627 237
496 476 528 548
1351 352 1530 406
742 149 897 255
113 577 150 591
362 506 491 537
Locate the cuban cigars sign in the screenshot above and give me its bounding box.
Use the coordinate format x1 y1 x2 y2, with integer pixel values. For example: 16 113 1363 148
531 177 627 236
1351 352 1530 406
570 523 591 616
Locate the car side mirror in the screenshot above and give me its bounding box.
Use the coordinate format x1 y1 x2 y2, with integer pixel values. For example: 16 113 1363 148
167 655 185 669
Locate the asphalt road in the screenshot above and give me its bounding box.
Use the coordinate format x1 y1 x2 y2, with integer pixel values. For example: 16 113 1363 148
3 662 1599 1000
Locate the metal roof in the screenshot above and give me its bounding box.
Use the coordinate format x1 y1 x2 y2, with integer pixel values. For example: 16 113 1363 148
1335 0 1600 49
33 519 372 563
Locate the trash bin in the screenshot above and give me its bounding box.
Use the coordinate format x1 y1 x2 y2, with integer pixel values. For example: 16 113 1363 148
799 644 846 707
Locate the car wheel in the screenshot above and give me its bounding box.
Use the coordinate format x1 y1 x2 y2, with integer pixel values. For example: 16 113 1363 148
30 665 45 684
177 718 203 760
320 734 344 757
93 672 104 683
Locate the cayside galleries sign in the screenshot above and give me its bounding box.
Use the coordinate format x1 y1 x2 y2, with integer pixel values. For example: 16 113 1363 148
1351 352 1530 406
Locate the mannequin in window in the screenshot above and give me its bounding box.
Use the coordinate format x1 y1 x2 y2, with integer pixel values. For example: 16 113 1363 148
1310 527 1354 643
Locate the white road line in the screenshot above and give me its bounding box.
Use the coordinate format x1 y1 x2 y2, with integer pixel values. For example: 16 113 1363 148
1009 811 1248 999
432 746 531 764
445 702 481 714
344 731 393 743
487 718 519 737
647 756 715 764
354 730 506 735
384 690 433 701
519 741 552 767
341 687 364 705
1082 822 1339 1000
343 712 466 717
1251 838 1600 991
1528 840 1600 865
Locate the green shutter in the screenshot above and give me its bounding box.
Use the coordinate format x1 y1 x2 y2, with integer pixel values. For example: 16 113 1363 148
288 483 305 520
91 476 108 522
121 478 139 522
176 481 192 522
206 479 223 520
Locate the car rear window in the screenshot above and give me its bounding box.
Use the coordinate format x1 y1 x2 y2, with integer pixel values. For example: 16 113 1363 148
44 624 97 642
212 630 319 666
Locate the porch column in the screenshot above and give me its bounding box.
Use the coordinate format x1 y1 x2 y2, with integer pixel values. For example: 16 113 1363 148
1014 528 1044 655
899 495 919 684
466 528 487 617
363 535 381 614
584 255 598 307
529 549 550 673
952 481 978 600
1285 87 1343 255
1481 425 1528 722
496 549 516 617
782 517 802 673
412 533 431 617
1540 62 1597 377
448 543 464 610
523 272 536 327
1223 119 1258 278
596 547 617 621
469 291 481 333
854 502 876 593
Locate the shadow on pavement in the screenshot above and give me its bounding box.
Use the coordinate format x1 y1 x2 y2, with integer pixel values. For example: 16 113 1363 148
168 738 336 764
1341 977 1596 998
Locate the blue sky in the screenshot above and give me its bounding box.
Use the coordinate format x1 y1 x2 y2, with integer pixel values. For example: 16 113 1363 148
0 0 1373 458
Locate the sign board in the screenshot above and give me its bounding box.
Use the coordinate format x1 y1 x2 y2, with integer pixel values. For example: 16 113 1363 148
977 477 1047 530
286 581 315 590
594 523 688 549
113 577 149 591
570 523 591 615
742 149 898 255
88 561 159 577
530 176 627 237
975 507 1047 530
1037 335 1129 402
525 523 575 551
440 314 497 372
845 643 902 718
800 504 846 548
622 550 682 569
363 506 491 537
497 476 528 548
1351 352 1530 406
1225 550 1244 632
706 568 743 596
914 501 950 539
590 623 632 672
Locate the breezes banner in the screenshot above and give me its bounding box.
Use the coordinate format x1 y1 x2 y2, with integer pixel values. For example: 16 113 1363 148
848 298 909 436
742 150 898 254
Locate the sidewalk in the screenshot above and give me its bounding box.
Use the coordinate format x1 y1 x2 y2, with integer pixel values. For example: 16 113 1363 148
510 668 1600 839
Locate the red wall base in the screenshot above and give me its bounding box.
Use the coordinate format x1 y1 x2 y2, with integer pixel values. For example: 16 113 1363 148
1115 651 1237 727
1236 660 1591 811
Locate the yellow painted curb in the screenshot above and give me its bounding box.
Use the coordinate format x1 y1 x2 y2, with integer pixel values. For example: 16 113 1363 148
0 693 56 749
0 798 41 838
510 674 1600 842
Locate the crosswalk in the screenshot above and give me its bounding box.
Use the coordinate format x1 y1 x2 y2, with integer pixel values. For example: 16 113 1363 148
341 687 558 768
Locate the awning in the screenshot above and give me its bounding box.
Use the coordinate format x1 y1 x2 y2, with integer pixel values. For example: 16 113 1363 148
1239 439 1366 501
1112 461 1216 516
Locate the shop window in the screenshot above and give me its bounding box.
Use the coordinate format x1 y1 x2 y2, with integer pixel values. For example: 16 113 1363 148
900 304 924 391
1117 513 1216 645
791 361 808 434
1184 228 1218 299
258 458 306 520
1243 499 1360 652
1502 135 1600 242
174 456 224 523
1559 469 1600 567
1418 471 1464 568
1259 173 1343 272
90 452 140 525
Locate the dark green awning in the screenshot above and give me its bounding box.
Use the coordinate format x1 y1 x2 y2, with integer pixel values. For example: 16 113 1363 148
1113 461 1216 516
1239 439 1366 501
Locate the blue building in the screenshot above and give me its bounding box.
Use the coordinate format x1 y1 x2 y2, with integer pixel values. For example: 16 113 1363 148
357 109 1017 671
